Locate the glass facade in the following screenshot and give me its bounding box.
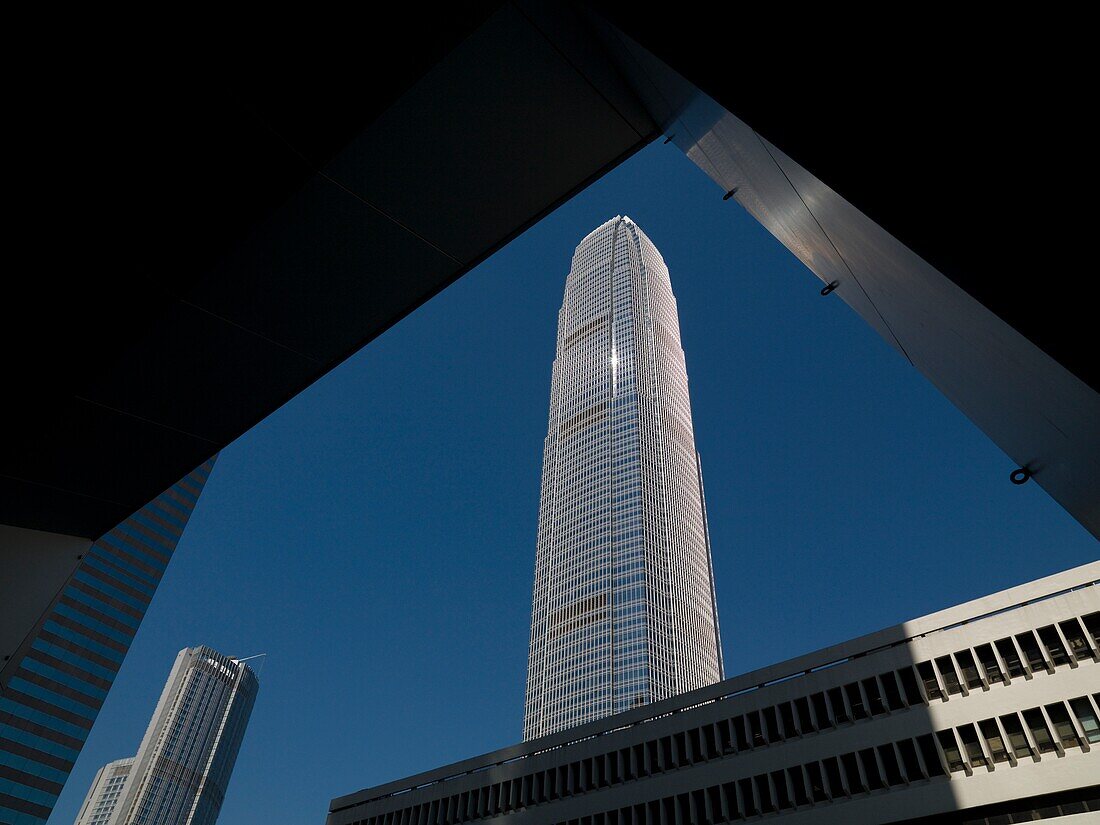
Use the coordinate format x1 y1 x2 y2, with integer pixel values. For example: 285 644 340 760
105 646 258 825
523 217 723 741
0 459 215 825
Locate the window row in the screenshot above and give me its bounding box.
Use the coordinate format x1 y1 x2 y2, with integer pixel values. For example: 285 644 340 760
562 316 609 352
551 698 1100 825
347 693 1098 825
522 632 1098 818
914 612 1100 701
346 689 1099 825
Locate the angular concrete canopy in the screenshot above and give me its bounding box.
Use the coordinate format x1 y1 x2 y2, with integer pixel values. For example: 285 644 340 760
4 3 1095 544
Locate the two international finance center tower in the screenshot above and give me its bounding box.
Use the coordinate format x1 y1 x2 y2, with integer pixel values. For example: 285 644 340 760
524 216 723 741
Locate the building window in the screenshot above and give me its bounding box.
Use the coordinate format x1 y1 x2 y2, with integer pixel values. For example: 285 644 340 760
1070 697 1100 744
957 724 987 767
762 706 780 742
732 716 749 750
1045 703 1082 749
810 692 832 729
858 748 884 790
1015 632 1049 673
974 643 1004 684
1022 709 1057 753
778 701 797 737
877 744 905 786
738 778 756 817
747 711 765 747
706 785 722 821
770 774 796 809
718 723 735 755
1082 613 1100 649
841 752 866 793
826 687 849 724
1059 619 1093 661
719 783 736 820
916 661 942 700
896 738 924 780
879 671 905 711
754 774 775 814
916 734 946 777
805 762 828 802
794 696 814 732
936 729 966 772
822 757 846 797
1000 714 1033 758
844 682 868 720
995 638 1026 678
954 650 982 689
787 766 810 806
935 656 962 695
701 725 717 759
863 677 887 715
1036 626 1070 666
978 718 1009 763
897 667 924 706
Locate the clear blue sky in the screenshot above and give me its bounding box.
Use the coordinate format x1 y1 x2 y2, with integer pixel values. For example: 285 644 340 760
48 143 1096 824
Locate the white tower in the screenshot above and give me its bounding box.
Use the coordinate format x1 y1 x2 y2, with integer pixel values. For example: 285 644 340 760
105 646 258 825
523 216 723 741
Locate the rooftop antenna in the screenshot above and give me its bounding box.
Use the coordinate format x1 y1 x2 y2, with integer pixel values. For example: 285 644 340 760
233 653 267 678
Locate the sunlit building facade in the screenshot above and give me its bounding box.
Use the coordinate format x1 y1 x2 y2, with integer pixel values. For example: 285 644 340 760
105 646 258 825
523 216 723 741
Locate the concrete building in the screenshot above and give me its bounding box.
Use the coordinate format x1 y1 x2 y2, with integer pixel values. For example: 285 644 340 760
72 758 133 825
104 646 258 825
330 562 1100 825
525 217 722 740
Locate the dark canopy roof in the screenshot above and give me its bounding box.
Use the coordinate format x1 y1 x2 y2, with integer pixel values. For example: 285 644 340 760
4 3 1093 539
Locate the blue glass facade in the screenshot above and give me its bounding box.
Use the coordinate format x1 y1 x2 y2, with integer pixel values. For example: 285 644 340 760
0 459 215 825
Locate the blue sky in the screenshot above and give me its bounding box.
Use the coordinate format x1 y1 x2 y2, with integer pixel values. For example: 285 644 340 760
47 143 1096 824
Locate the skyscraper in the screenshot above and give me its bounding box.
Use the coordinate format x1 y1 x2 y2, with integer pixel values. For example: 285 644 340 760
72 758 133 825
103 646 258 825
523 216 723 741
